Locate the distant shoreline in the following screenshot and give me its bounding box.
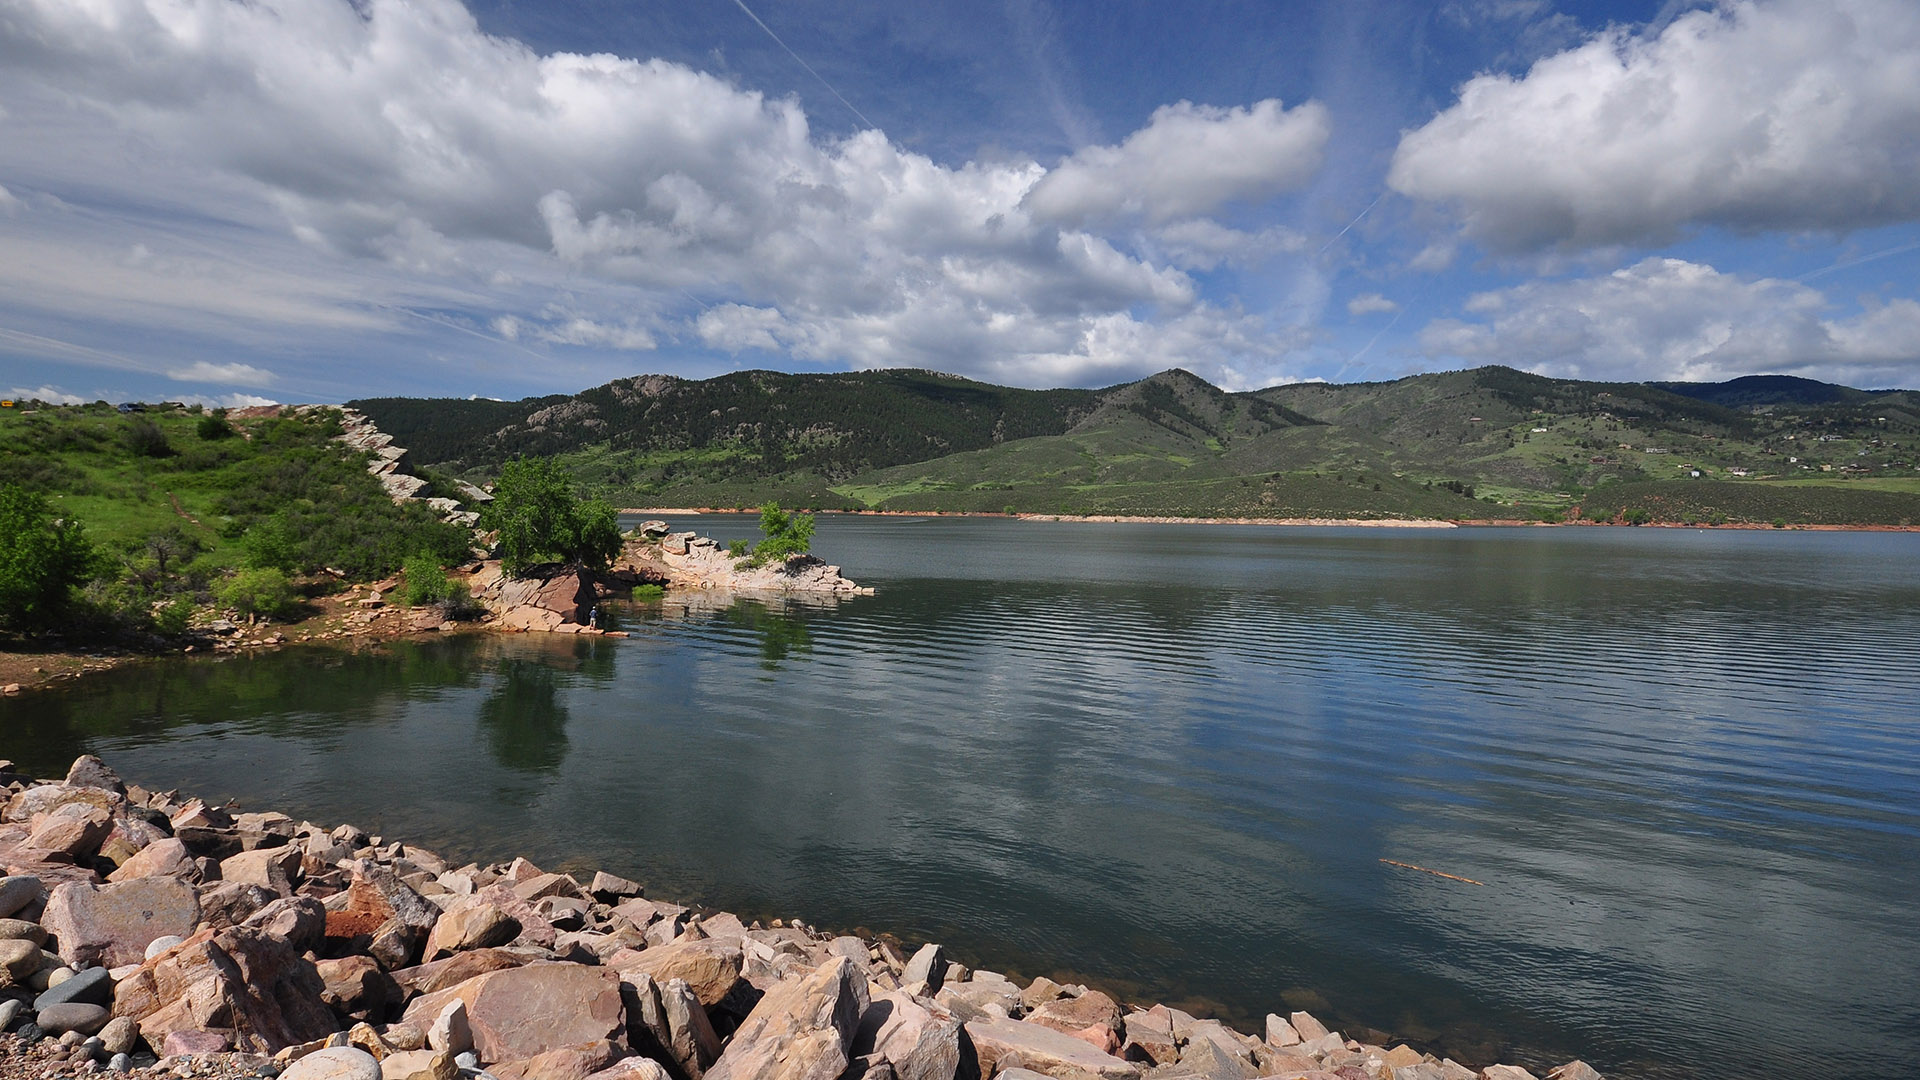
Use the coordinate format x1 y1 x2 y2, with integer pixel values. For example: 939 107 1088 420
619 508 1920 531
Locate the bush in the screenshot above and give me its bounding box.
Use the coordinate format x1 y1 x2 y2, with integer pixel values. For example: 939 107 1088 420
197 413 235 440
122 418 173 458
153 596 196 637
402 554 451 606
218 567 299 621
480 458 624 575
1622 507 1653 526
0 483 97 630
727 538 751 557
632 583 665 602
750 502 814 566
439 581 486 621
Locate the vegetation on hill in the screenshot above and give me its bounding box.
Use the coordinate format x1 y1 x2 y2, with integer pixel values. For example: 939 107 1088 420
0 402 471 642
354 365 1920 526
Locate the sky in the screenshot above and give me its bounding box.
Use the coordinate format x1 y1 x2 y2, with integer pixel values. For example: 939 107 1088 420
2 0 1919 406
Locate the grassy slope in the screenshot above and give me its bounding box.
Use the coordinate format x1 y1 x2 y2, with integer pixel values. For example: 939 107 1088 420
363 366 1920 524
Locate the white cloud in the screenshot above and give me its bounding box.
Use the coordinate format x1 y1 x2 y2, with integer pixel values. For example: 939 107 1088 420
1390 0 1920 251
0 185 20 216
1024 99 1330 226
1347 293 1400 316
9 386 87 405
1151 219 1307 272
0 0 1329 389
166 361 277 386
1419 256 1920 384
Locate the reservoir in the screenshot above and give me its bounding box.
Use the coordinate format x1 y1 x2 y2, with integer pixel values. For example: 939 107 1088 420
5 519 1917 1080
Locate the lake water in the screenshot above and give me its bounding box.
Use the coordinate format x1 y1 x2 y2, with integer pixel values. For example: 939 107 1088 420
5 518 1918 1080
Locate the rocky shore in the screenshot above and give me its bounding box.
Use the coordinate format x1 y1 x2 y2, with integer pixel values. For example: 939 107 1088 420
0 756 1601 1080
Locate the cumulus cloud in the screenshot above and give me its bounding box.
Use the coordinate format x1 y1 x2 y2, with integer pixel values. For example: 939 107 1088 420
0 0 1331 389
1419 257 1920 384
1024 100 1330 226
1347 293 1400 316
167 361 276 386
1390 0 1920 250
9 386 87 405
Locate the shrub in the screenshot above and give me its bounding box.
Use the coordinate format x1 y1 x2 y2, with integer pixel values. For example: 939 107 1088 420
197 413 235 440
402 554 450 606
632 583 665 602
750 502 814 566
122 418 173 458
218 567 299 621
1622 507 1653 526
153 596 196 637
439 581 487 621
727 538 751 557
0 484 97 630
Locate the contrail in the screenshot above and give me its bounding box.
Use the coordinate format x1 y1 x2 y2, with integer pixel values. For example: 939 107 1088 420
1798 239 1920 282
727 0 877 131
1318 192 1384 255
1346 307 1403 366
0 325 147 373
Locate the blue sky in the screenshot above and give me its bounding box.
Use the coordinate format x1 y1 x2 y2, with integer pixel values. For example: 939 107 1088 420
2 0 1918 405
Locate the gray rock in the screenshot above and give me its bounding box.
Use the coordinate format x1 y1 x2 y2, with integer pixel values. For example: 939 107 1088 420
109 1053 132 1073
901 944 945 994
65 756 128 795
144 935 186 961
36 1001 110 1035
36 964 114 1010
0 997 23 1030
0 875 45 919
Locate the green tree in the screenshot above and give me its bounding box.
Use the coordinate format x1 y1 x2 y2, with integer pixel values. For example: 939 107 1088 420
0 484 97 630
402 553 451 606
197 412 235 440
479 458 624 575
751 502 815 566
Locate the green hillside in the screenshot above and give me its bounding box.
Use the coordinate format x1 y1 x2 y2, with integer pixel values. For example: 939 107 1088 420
354 366 1920 526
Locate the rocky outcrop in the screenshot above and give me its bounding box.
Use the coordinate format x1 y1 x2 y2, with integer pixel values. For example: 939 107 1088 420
0 759 1600 1080
642 534 872 598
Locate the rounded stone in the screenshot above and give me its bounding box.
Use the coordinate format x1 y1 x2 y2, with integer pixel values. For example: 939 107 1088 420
0 918 48 944
99 1015 140 1056
0 937 41 979
110 1053 132 1073
47 965 77 988
279 1047 382 1080
38 1001 111 1036
144 935 186 961
0 876 43 919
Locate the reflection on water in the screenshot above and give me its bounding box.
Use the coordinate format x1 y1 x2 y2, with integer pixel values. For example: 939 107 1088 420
3 521 1918 1080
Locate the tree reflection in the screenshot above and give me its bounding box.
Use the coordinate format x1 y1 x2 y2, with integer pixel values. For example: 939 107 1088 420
476 659 570 773
720 599 814 669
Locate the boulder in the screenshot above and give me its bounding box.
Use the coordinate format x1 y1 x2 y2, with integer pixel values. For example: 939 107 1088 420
35 964 113 1008
112 923 337 1055
65 756 128 795
704 956 869 1080
1482 1069 1540 1080
381 1049 459 1080
1545 1064 1602 1080
244 896 330 955
901 945 945 995
423 904 520 960
427 1000 472 1055
513 873 585 903
106 838 199 883
851 989 963 1080
1265 1015 1301 1049
197 882 279 931
0 875 44 918
963 1018 1141 1080
588 873 643 903
586 1059 673 1080
660 976 722 1078
37 1001 111 1035
439 884 557 951
221 846 303 896
400 961 625 1066
327 863 441 969
283 1047 384 1080
1289 1013 1330 1043
614 938 744 1009
98 1014 140 1055
1025 991 1121 1039
4 785 125 826
390 948 534 997
318 955 403 1022
0 917 46 944
40 877 200 968
23 802 114 859
0 937 41 982
492 1039 624 1080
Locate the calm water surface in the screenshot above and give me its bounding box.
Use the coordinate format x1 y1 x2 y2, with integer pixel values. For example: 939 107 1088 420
5 519 1918 1080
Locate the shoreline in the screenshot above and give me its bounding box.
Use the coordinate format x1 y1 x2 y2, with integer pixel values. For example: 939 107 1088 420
0 757 1604 1080
621 507 1920 531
